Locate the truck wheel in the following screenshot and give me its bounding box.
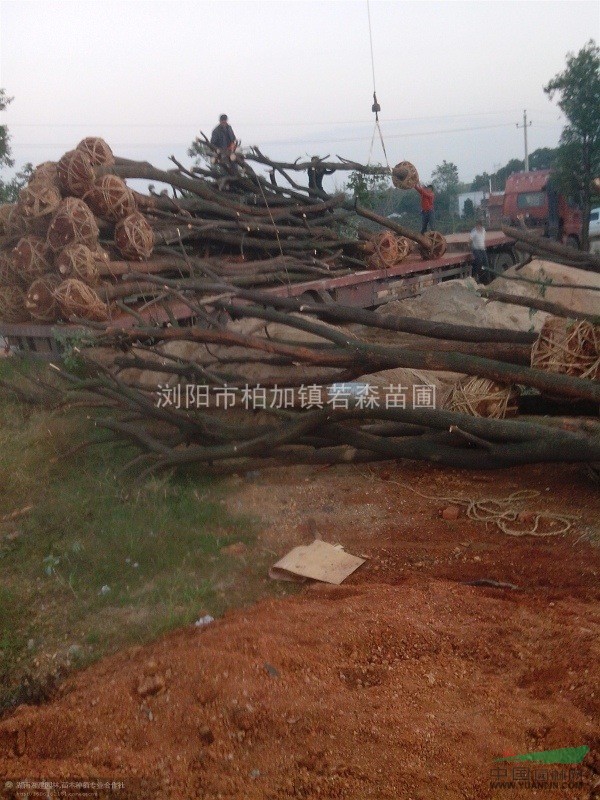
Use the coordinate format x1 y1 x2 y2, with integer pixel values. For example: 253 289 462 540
565 235 580 250
490 252 514 275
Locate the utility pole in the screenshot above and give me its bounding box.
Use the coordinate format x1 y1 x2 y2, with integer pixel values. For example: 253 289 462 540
516 110 532 171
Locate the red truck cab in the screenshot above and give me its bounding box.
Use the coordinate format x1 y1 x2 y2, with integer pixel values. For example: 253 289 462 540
502 169 582 247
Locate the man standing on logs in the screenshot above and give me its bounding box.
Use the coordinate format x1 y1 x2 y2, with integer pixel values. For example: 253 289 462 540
210 114 237 155
469 220 490 283
307 156 335 194
415 183 435 234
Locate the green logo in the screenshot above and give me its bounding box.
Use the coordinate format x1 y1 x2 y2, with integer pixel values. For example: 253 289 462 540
496 746 589 765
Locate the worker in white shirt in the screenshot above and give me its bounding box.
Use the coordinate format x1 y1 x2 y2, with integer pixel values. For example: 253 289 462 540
469 220 489 283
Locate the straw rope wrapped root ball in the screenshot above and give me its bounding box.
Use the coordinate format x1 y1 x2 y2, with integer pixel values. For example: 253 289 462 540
84 174 136 222
55 242 100 284
76 137 115 168
392 161 419 190
0 284 29 323
5 206 28 239
531 317 600 381
54 278 109 322
17 183 62 224
25 273 62 322
0 203 16 236
446 376 519 419
12 235 53 283
57 149 95 198
368 232 411 269
29 161 60 189
115 212 154 260
419 230 447 260
0 251 18 287
47 197 99 253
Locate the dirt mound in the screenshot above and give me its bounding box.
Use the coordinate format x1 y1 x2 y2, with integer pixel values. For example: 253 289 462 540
376 277 543 332
1 577 598 799
492 259 600 317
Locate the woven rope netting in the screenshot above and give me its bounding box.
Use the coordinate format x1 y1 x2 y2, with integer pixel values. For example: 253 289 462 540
25 273 62 322
0 203 16 236
0 284 29 323
115 212 154 261
17 183 62 221
12 235 53 282
56 243 100 284
54 278 109 322
30 161 60 189
47 198 99 253
446 376 518 419
57 149 95 197
6 206 28 239
368 232 411 270
531 317 600 381
84 175 137 221
392 161 419 190
76 137 115 167
419 230 447 260
94 245 110 266
0 251 17 287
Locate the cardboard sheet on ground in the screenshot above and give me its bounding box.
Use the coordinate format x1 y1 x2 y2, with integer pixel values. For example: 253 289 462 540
269 540 366 584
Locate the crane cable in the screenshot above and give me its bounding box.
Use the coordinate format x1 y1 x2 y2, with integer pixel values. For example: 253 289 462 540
366 0 392 172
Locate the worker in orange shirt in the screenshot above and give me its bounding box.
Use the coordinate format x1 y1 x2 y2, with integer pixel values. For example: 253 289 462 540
415 184 435 234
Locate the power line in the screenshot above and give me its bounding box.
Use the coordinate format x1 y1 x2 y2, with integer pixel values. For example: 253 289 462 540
4 109 542 129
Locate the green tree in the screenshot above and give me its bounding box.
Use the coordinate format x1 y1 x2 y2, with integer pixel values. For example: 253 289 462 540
431 160 459 229
0 89 15 202
0 89 14 169
345 170 388 209
462 198 475 220
528 147 557 171
471 172 491 192
0 89 32 203
544 39 600 250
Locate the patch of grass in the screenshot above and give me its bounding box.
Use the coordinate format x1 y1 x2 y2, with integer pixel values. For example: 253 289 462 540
0 363 277 714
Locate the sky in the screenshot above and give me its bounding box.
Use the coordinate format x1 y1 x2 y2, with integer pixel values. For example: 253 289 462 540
0 0 599 193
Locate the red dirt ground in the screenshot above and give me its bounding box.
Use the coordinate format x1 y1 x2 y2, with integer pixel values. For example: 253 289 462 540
1 461 599 799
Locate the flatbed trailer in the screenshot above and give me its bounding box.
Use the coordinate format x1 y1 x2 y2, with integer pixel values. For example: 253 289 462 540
0 232 517 359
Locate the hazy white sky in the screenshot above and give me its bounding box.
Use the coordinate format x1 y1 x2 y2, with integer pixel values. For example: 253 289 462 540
1 0 599 189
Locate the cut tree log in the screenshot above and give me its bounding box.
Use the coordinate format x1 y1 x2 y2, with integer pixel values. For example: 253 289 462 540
478 288 600 325
502 225 600 271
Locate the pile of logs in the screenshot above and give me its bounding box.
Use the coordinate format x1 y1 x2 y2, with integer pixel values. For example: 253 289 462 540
43 270 599 475
501 225 600 273
0 138 445 326
2 137 598 474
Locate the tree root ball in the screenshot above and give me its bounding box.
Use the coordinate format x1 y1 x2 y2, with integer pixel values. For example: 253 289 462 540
0 284 29 322
17 184 62 220
0 251 18 287
0 204 16 236
84 175 137 221
30 161 60 189
6 206 28 239
531 317 600 381
76 137 115 167
47 198 99 253
392 161 419 190
25 273 62 322
56 243 100 284
57 149 95 197
419 231 447 260
12 236 53 281
368 232 412 269
54 278 109 322
115 212 154 261
446 376 518 419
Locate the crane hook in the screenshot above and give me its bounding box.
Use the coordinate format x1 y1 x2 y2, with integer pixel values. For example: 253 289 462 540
371 91 381 121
